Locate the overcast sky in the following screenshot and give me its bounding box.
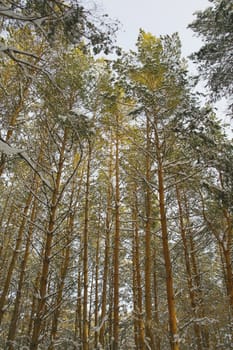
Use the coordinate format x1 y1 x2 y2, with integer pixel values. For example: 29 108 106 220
97 0 210 59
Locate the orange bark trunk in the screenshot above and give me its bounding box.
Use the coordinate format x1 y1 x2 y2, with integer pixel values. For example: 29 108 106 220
30 129 67 350
113 115 120 350
157 161 179 350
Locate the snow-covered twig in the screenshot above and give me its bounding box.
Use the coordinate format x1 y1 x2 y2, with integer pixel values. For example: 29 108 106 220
0 137 53 191
0 5 49 23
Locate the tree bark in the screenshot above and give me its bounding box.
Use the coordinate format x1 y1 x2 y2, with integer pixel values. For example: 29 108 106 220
113 114 120 350
132 187 145 350
7 191 39 349
83 141 92 350
30 128 67 350
99 138 113 348
153 244 161 350
144 115 155 349
48 214 73 350
176 185 202 350
94 215 100 349
0 189 34 325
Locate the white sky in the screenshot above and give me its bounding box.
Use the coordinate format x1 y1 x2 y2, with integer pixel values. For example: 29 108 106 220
97 0 210 59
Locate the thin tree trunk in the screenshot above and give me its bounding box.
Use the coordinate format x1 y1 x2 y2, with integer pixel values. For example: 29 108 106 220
132 187 145 350
88 262 94 338
27 273 40 338
176 184 202 350
83 141 92 350
219 172 233 312
0 189 34 325
73 164 85 342
185 195 209 348
113 114 120 350
74 268 82 342
0 203 15 264
108 261 114 350
153 244 161 350
157 159 179 350
222 208 233 313
0 191 11 229
99 138 113 348
7 190 39 349
94 217 100 349
30 128 68 350
48 214 73 350
144 116 155 349
132 241 139 350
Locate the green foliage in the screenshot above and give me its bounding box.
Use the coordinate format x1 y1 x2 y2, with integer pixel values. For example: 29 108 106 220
189 0 233 111
118 30 188 121
0 6 232 350
0 0 119 71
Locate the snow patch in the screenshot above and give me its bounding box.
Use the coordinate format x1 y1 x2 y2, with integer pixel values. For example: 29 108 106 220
0 140 23 155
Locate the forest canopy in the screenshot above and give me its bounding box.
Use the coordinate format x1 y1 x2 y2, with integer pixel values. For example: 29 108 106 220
0 1 232 350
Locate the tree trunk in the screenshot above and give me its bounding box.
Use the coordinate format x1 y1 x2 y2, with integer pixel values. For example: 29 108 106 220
0 202 15 264
157 159 179 350
74 269 82 342
176 185 202 350
113 114 120 350
132 187 145 350
7 191 39 349
185 194 209 348
94 215 100 349
153 244 161 350
30 128 67 350
73 164 85 343
48 214 73 349
99 138 113 348
0 189 34 325
222 208 233 313
83 141 92 350
144 115 155 349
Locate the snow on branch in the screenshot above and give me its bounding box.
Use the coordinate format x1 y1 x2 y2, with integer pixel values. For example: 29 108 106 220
0 5 49 23
0 138 53 191
0 42 62 90
0 139 23 155
0 42 41 60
